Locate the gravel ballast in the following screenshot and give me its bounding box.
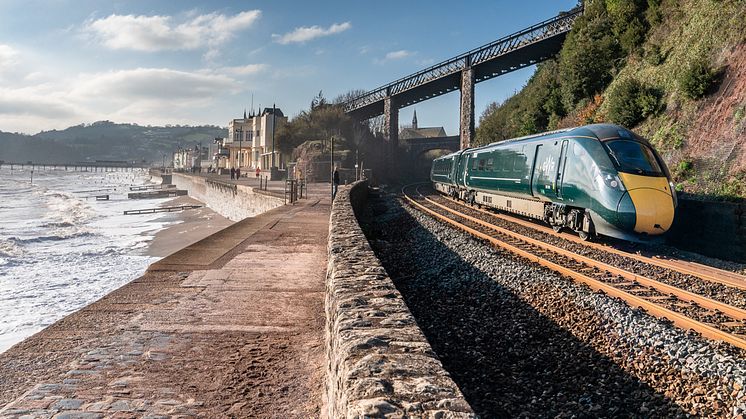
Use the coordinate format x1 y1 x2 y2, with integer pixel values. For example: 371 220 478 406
360 190 746 417
428 192 746 310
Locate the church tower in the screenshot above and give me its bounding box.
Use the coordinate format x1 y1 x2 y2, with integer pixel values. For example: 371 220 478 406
412 109 418 130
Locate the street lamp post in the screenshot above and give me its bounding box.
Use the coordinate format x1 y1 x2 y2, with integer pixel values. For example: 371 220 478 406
271 104 276 169
236 127 243 169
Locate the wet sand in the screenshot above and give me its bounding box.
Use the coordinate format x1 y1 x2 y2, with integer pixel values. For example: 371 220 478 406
146 195 234 257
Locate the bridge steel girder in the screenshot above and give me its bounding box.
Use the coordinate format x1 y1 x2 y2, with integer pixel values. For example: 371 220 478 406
344 7 582 128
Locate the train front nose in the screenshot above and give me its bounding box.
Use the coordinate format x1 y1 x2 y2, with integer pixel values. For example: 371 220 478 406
618 174 675 235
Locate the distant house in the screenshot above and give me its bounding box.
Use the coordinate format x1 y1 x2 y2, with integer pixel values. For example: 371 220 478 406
224 107 288 170
399 110 447 140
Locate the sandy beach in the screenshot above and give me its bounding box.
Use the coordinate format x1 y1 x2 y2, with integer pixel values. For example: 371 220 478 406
145 195 234 258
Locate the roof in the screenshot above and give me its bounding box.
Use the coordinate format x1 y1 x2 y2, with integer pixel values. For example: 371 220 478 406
400 126 447 140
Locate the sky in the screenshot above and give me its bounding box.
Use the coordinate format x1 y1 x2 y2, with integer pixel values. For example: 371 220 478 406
0 0 578 135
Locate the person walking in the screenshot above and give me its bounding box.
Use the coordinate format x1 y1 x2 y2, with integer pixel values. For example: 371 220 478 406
230 167 235 180
333 167 340 199
236 167 241 179
255 167 261 179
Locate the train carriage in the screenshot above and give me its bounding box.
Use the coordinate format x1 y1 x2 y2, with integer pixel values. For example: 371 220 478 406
430 124 677 242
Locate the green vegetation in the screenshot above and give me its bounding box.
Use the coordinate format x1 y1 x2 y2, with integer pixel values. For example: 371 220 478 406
275 91 384 172
0 122 226 164
275 91 376 155
606 78 662 127
679 59 719 99
649 117 685 151
673 159 694 182
474 0 746 199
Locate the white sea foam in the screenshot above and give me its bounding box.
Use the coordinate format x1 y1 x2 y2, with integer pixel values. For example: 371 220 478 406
0 168 179 353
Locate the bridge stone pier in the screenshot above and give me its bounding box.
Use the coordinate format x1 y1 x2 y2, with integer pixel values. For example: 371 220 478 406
383 94 399 174
460 64 475 150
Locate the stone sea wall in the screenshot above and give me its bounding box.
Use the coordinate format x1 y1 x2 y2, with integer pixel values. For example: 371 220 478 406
170 173 284 222
325 181 474 418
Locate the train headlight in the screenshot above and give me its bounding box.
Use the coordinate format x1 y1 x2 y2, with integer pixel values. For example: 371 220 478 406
601 173 625 191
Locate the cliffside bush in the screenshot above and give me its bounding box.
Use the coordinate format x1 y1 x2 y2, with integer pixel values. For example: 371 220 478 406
679 59 719 99
606 78 662 127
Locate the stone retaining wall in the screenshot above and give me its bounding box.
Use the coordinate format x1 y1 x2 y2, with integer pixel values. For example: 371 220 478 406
170 173 284 221
325 181 474 418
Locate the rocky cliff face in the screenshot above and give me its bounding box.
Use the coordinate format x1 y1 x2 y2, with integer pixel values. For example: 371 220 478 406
476 0 746 200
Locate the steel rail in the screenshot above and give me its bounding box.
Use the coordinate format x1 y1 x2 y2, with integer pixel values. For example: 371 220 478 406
424 195 746 322
438 195 746 291
401 185 746 350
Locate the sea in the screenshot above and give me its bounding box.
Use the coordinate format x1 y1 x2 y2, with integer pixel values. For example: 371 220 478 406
0 167 178 353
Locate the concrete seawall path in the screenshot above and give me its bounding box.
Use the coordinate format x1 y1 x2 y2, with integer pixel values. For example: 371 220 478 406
0 198 330 418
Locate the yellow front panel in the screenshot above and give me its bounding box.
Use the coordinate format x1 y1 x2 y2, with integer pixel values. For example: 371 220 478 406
618 173 675 235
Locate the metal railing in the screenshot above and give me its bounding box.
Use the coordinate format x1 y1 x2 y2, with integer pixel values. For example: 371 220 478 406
344 7 582 115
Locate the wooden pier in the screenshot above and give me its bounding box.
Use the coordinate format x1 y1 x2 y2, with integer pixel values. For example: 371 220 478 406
128 190 188 199
129 184 177 191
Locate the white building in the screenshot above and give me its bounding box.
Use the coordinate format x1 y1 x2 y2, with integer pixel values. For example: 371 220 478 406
225 107 288 170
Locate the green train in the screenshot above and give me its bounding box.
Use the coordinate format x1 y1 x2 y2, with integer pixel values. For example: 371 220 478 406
430 124 677 241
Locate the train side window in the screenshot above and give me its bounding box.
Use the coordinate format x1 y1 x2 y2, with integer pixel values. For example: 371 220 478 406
478 159 486 171
513 154 525 172
502 155 511 172
486 158 494 171
472 158 478 170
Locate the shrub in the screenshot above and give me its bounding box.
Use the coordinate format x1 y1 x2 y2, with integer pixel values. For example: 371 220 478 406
734 105 745 125
638 87 664 118
559 2 621 109
606 78 662 127
679 59 719 99
644 44 663 65
673 159 694 181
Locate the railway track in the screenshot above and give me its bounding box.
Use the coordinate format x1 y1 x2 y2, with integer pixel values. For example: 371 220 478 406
437 192 746 291
402 183 746 350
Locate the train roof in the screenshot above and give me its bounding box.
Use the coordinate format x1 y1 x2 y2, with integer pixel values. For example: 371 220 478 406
431 124 650 162
470 124 649 153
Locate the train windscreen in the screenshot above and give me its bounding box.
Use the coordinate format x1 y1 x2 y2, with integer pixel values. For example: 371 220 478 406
603 140 664 177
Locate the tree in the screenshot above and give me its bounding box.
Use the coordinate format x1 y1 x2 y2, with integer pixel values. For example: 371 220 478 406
559 1 622 109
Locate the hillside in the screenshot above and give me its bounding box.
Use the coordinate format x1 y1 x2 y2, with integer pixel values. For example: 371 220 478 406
476 0 746 199
0 122 226 164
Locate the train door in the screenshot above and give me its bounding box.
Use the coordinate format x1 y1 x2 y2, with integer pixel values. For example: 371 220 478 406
529 144 541 196
555 140 569 199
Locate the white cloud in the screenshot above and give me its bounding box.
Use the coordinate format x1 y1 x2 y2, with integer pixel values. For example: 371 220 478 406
0 45 19 67
219 64 268 76
385 50 413 60
0 67 249 133
374 49 415 65
71 68 240 100
272 22 351 45
0 87 79 118
84 10 261 52
0 44 20 79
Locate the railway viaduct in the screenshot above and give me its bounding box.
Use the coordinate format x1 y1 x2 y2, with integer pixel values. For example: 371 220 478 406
344 6 583 172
